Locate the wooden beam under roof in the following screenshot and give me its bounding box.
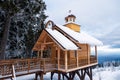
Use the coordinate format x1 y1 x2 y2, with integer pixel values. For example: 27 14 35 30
36 42 54 45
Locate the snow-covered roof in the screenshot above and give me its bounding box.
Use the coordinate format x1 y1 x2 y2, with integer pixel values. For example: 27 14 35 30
56 24 103 46
46 28 78 50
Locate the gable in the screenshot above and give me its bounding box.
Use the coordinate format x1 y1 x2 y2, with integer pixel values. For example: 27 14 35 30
45 29 78 50
32 30 47 51
32 29 78 51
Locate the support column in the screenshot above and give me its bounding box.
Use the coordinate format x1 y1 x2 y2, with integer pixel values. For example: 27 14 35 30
51 72 54 80
40 73 43 80
62 74 65 80
40 49 43 58
35 71 44 80
58 48 60 69
89 67 93 80
87 44 90 64
58 72 61 80
37 51 39 58
76 70 85 80
76 50 79 67
41 44 44 58
69 72 74 80
65 51 68 71
84 67 93 80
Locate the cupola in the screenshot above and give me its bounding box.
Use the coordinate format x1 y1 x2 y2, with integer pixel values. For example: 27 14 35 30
64 11 80 32
65 14 76 23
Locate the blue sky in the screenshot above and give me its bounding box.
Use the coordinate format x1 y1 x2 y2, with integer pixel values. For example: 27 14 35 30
44 0 120 55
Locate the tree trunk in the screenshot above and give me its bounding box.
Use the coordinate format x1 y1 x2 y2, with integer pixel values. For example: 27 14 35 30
0 14 11 60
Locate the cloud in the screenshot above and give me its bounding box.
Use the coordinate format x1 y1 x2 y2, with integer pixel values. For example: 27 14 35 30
97 45 120 55
101 26 120 48
44 0 120 35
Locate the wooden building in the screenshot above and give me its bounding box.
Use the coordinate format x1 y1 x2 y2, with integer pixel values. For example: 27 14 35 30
0 14 103 80
32 14 103 80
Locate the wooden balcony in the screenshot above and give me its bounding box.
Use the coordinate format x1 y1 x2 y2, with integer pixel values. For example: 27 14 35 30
0 58 56 77
55 55 97 72
0 55 97 79
64 55 97 71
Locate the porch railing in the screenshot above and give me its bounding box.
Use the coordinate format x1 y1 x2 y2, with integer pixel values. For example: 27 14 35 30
67 55 97 69
0 56 97 77
0 58 57 77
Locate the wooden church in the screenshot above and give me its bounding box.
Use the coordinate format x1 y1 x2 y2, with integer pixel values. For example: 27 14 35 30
32 14 103 80
0 14 102 80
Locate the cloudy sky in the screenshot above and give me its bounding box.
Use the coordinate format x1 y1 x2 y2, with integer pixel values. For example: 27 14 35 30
44 0 120 55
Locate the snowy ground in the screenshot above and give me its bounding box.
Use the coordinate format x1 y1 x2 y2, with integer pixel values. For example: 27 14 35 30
6 66 120 80
93 66 120 80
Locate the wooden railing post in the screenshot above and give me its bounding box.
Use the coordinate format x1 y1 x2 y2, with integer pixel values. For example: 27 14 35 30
28 59 30 72
12 64 16 80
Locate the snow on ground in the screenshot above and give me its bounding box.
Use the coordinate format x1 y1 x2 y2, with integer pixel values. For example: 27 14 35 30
5 66 120 80
93 66 120 80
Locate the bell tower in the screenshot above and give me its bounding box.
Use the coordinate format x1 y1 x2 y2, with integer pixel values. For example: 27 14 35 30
65 14 76 23
64 11 80 32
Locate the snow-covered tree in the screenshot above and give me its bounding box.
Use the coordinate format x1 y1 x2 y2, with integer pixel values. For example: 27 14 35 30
0 0 47 59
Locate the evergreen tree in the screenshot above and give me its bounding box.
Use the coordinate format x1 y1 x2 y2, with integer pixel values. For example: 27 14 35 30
0 0 47 59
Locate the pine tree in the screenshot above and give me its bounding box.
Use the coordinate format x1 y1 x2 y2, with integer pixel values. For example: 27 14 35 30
0 0 47 59
0 0 19 59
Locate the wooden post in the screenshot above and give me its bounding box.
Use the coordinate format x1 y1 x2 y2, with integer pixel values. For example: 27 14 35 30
89 67 93 80
43 59 45 72
58 72 61 80
12 65 16 80
40 73 43 80
28 60 30 72
58 48 60 69
37 51 39 58
87 44 90 64
62 74 65 80
51 72 54 80
76 50 79 67
41 44 44 58
41 49 43 58
65 51 68 70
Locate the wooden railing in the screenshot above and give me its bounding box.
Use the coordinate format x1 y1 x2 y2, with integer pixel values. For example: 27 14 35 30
0 56 97 79
59 59 65 69
67 56 97 69
0 63 13 76
40 58 57 72
0 58 57 79
90 56 97 63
